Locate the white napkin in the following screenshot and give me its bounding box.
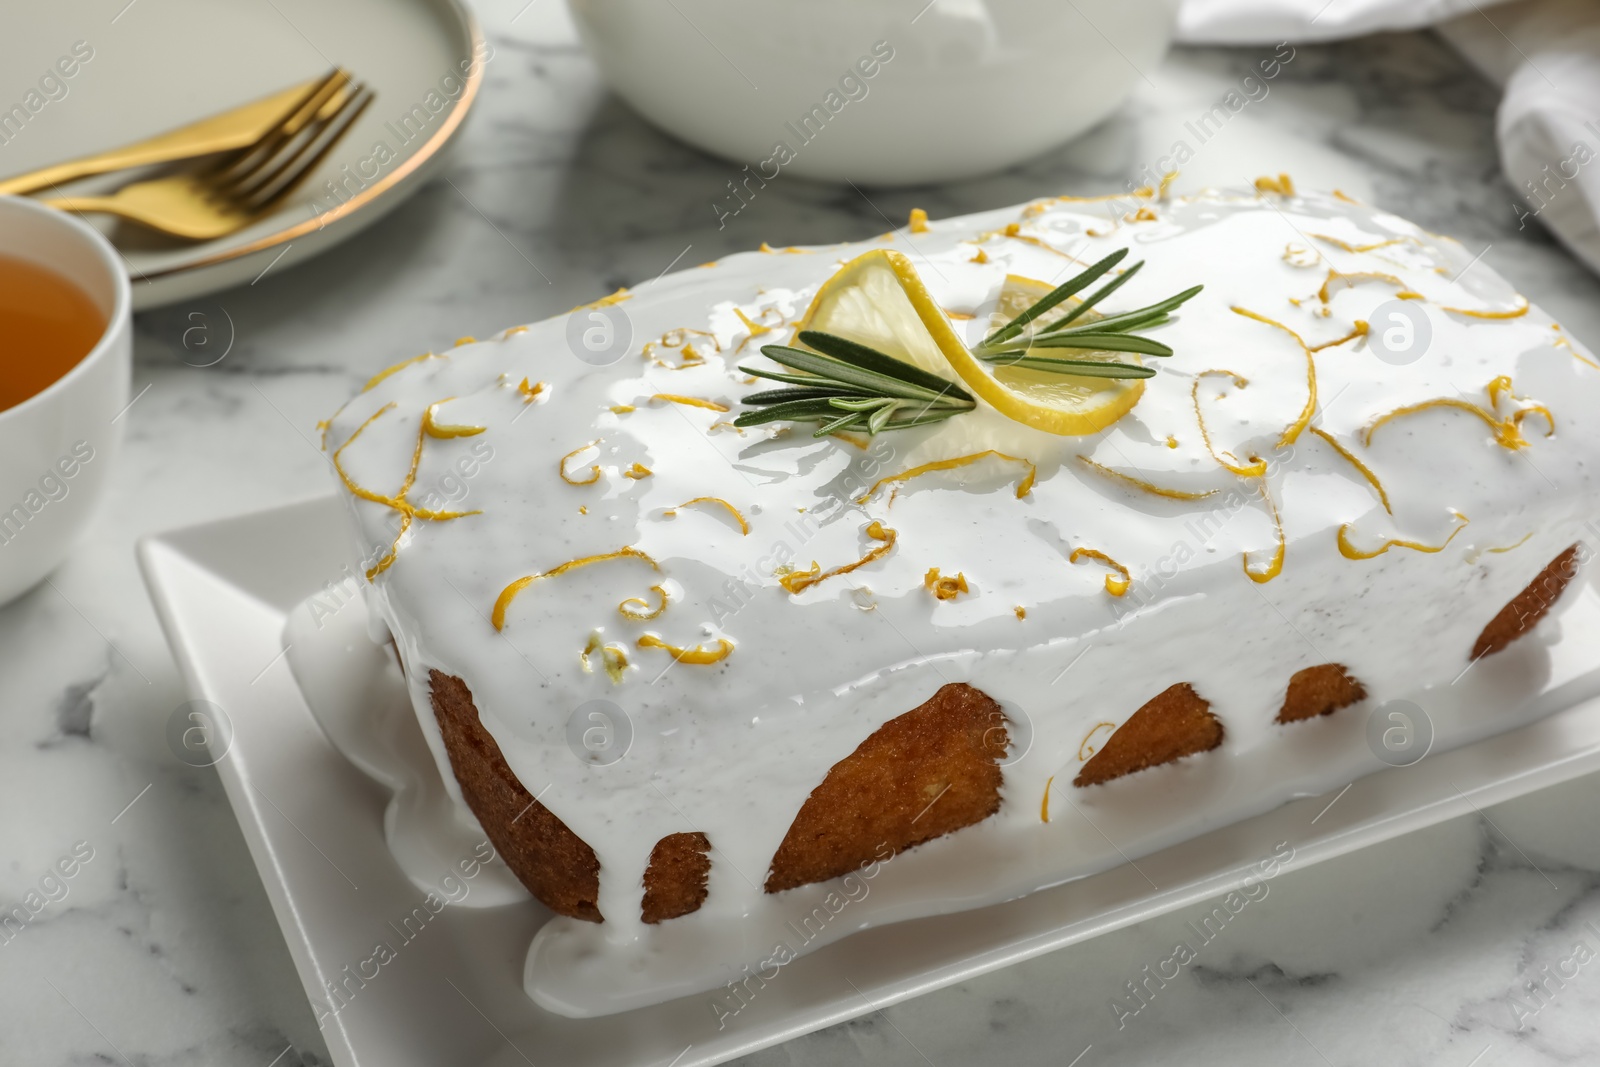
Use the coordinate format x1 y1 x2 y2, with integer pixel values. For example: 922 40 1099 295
1180 0 1600 275
1442 0 1600 274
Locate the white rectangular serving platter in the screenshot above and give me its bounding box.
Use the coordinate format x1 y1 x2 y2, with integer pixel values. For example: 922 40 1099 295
138 495 1600 1067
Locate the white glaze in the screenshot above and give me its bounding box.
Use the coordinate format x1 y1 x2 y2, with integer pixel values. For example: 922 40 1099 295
283 595 530 908
322 187 1600 1016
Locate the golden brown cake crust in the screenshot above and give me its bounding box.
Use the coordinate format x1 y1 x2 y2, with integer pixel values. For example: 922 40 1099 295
1074 682 1223 787
1472 545 1582 660
764 682 1008 894
429 672 1010 919
428 670 605 921
1277 663 1367 724
641 832 711 923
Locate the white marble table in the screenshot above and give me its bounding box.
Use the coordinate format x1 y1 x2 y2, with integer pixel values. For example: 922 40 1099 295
7 3 1600 1064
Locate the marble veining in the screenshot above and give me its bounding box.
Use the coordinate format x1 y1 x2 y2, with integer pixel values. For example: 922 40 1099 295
7 1 1600 1064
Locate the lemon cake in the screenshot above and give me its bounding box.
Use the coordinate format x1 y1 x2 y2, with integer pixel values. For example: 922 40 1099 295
322 182 1598 1015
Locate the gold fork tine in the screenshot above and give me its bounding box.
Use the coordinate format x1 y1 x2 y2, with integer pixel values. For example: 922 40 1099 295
221 82 358 202
258 85 375 207
214 69 352 185
235 83 374 209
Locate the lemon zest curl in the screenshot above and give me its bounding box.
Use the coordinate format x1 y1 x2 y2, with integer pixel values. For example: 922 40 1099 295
923 568 970 601
780 522 896 594
664 497 750 535
651 393 730 413
860 451 1037 505
1076 455 1218 502
618 585 670 621
1069 548 1131 597
637 634 734 664
494 547 659 631
421 398 486 439
1363 377 1553 452
1192 371 1267 478
1337 512 1469 560
559 439 604 485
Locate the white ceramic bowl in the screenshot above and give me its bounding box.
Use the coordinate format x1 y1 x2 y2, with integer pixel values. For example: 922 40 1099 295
0 196 131 605
568 0 1180 185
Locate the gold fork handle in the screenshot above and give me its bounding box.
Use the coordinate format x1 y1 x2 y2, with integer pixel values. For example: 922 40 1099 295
40 195 231 242
0 76 327 197
38 196 122 214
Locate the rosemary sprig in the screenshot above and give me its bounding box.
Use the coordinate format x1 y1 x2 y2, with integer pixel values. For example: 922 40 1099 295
735 250 1202 437
735 330 976 437
972 248 1203 370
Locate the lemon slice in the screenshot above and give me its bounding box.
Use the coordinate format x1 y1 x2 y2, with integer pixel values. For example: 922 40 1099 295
793 250 1144 436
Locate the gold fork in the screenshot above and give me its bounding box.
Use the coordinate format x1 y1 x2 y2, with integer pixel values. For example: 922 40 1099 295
0 69 348 197
43 77 375 241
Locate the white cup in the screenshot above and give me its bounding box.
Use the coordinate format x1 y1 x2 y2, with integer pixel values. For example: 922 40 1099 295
569 0 1181 185
0 195 131 605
